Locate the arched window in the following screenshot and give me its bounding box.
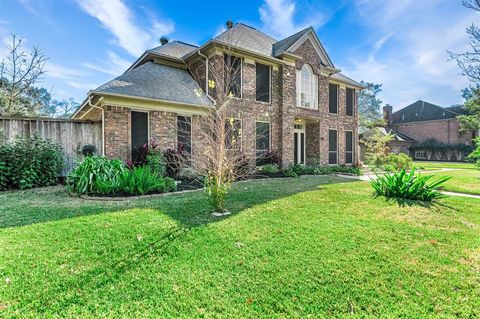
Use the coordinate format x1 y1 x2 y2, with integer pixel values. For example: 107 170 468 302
296 64 318 109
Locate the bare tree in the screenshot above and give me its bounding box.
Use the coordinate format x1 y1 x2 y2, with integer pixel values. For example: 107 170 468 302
0 33 48 115
449 0 480 82
180 30 270 213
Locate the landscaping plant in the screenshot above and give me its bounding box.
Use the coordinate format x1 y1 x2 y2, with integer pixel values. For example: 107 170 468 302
118 166 175 195
467 137 480 167
370 168 451 201
259 164 280 174
0 135 63 190
384 153 412 171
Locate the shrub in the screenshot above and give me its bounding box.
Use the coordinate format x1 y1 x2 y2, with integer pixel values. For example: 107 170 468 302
467 137 480 167
370 169 451 201
67 156 127 195
283 164 361 177
260 164 280 174
0 135 63 191
282 168 298 177
118 166 176 195
384 153 412 171
146 148 166 177
205 173 231 212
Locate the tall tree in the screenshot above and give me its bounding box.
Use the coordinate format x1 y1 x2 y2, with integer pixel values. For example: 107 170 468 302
358 81 384 131
450 0 480 132
0 33 48 116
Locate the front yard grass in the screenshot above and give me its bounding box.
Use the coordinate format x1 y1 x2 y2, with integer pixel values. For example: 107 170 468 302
1 176 479 318
414 160 477 170
431 169 480 195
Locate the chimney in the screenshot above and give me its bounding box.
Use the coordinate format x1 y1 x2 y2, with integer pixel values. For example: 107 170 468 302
160 36 169 45
226 20 233 29
383 104 393 126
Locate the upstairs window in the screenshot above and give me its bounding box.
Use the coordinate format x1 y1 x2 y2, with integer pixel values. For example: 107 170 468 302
256 63 271 103
224 55 242 98
346 88 354 116
296 64 318 109
329 83 338 114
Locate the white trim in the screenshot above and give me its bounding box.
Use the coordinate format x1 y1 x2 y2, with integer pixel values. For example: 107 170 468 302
294 123 306 165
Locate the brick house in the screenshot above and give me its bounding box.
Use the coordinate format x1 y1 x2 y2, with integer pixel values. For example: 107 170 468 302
382 101 476 160
72 22 364 167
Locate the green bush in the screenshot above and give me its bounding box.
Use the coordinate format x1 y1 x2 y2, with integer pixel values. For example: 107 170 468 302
146 148 166 177
370 169 450 201
282 168 298 177
118 166 175 195
467 137 480 167
205 174 231 212
384 153 413 171
260 164 280 174
0 135 63 191
283 164 361 177
67 156 127 195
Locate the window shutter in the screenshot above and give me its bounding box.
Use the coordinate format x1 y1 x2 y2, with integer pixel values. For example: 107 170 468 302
313 75 318 109
296 69 301 106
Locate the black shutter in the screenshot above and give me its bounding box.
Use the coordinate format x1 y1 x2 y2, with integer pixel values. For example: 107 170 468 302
256 63 270 102
131 111 149 161
329 84 338 114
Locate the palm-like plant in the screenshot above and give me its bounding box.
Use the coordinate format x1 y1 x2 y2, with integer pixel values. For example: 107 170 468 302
370 169 451 201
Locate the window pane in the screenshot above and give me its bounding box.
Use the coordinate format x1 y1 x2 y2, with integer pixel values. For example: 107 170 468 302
345 131 353 152
329 83 338 113
301 65 313 108
256 122 270 160
256 63 270 102
346 153 353 164
346 88 354 116
329 152 337 165
177 116 192 154
224 55 242 97
329 129 337 152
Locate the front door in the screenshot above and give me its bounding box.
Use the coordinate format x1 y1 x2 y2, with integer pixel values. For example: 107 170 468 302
294 123 305 165
131 111 149 161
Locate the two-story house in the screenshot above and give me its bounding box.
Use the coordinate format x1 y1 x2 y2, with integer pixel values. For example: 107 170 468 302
72 22 364 167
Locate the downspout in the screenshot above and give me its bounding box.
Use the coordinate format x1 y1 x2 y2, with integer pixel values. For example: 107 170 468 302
87 95 105 156
197 50 216 105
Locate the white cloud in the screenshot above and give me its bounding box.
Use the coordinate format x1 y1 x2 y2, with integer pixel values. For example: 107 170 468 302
258 0 331 38
65 80 98 90
75 0 174 56
46 63 86 80
343 0 475 109
82 50 132 76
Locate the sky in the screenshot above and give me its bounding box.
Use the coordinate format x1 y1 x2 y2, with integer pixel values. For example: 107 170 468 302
0 0 477 110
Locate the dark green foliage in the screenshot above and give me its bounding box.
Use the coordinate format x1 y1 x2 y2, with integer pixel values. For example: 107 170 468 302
259 164 280 174
67 156 127 195
0 135 63 190
467 137 480 167
287 164 361 176
67 156 176 196
409 139 474 154
370 169 451 201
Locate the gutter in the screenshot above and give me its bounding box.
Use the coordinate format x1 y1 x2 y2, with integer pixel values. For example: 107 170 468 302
87 95 105 156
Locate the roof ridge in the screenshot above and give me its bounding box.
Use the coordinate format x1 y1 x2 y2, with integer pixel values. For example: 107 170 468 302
275 26 312 45
234 22 278 41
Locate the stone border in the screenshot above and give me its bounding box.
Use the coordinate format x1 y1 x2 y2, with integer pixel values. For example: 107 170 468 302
75 188 203 201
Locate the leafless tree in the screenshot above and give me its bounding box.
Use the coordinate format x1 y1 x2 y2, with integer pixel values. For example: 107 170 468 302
179 30 271 213
0 33 48 115
449 0 480 82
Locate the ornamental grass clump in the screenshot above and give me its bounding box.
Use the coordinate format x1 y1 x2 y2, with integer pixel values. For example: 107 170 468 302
370 169 451 202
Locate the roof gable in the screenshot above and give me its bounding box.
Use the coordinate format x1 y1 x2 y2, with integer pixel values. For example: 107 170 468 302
148 41 198 59
273 27 334 67
214 23 277 56
392 100 461 124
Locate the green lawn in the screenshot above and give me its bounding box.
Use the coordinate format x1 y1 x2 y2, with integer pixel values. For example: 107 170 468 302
414 161 477 170
1 177 479 318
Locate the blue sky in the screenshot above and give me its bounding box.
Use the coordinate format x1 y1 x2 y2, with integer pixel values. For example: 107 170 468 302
0 0 476 110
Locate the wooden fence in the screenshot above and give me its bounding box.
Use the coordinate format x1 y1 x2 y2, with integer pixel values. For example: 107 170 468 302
0 117 102 175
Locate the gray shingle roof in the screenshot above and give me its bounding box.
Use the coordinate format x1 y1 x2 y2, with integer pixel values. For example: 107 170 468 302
148 41 198 59
392 100 461 124
272 27 311 57
215 23 277 56
330 73 364 88
94 62 213 106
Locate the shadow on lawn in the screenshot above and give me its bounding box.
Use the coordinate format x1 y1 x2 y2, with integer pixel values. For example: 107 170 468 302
0 176 358 229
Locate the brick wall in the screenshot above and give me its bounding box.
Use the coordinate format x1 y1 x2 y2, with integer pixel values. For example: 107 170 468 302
392 119 472 145
104 105 130 160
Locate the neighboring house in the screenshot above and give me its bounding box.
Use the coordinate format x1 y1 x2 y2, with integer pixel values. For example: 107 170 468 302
72 22 364 167
382 101 476 161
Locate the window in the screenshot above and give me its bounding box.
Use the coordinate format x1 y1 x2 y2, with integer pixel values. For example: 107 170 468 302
346 88 354 116
329 83 338 114
296 64 318 109
225 118 242 150
177 116 192 155
328 129 338 164
345 131 353 164
256 63 271 103
224 55 242 98
415 151 427 159
256 122 270 163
